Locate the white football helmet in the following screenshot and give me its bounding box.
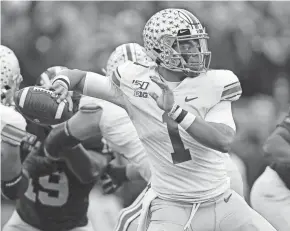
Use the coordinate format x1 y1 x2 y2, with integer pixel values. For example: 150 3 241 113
0 45 22 106
105 43 153 78
143 8 211 75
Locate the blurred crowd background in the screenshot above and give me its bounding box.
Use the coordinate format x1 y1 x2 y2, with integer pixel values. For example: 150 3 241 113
1 1 290 230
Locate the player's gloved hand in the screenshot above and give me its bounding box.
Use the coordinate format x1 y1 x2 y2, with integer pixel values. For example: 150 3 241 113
43 122 81 160
49 78 73 111
149 76 175 112
100 164 128 194
23 142 58 178
20 134 40 162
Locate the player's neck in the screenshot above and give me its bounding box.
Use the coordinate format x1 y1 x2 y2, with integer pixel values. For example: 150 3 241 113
157 66 185 82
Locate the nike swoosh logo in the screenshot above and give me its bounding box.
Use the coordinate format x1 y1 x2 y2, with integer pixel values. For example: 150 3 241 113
224 193 232 203
185 96 198 102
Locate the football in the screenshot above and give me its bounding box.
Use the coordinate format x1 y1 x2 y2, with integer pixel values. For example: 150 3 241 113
14 86 74 125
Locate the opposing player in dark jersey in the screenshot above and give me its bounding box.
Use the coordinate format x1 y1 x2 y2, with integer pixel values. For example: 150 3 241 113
4 64 152 231
3 67 113 231
251 109 290 231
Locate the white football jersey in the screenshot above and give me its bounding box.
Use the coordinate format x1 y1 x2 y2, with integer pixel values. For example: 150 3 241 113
79 96 151 182
83 62 242 202
115 62 241 202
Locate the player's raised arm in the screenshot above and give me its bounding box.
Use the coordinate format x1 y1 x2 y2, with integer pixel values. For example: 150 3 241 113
52 69 126 108
263 114 290 164
43 122 112 184
150 77 235 153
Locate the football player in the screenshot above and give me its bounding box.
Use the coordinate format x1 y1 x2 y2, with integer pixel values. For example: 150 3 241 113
75 43 154 229
1 45 34 200
5 62 151 231
0 46 60 229
2 66 112 231
41 47 152 184
1 44 27 195
250 108 290 231
50 9 276 231
103 43 244 231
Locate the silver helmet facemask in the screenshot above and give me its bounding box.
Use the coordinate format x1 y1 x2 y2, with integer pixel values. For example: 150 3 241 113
156 28 211 75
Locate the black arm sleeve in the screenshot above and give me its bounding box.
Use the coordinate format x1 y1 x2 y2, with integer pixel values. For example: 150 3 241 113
1 170 29 200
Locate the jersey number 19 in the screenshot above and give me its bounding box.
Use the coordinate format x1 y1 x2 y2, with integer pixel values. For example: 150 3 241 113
25 172 69 206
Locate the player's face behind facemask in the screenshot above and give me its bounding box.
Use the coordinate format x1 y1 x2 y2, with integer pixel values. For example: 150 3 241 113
171 34 211 77
0 45 23 106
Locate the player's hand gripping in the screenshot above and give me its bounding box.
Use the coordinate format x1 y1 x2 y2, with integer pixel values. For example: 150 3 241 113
49 80 73 111
149 76 175 112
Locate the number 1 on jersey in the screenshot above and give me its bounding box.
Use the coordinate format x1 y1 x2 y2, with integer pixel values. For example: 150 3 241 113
162 113 192 164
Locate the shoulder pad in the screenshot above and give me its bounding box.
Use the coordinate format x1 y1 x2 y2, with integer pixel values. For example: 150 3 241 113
114 61 150 87
210 70 242 102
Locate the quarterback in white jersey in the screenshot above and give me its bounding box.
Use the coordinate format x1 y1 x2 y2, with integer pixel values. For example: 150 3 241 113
112 63 239 201
51 8 275 231
106 44 244 231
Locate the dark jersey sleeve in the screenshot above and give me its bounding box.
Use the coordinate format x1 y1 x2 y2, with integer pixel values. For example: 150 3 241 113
1 170 29 200
22 143 58 178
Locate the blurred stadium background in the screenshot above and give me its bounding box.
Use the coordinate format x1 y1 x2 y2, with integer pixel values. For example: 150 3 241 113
1 1 290 230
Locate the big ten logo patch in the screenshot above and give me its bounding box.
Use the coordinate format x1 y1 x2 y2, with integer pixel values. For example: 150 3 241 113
132 80 149 98
134 90 148 98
